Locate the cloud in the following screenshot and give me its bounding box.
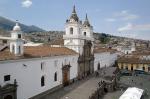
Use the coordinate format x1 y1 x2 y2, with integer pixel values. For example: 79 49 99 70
106 10 139 22
118 23 150 32
118 23 133 31
22 0 32 8
105 18 116 22
115 10 139 21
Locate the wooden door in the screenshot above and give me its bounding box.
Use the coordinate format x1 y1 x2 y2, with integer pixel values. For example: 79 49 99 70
63 70 69 86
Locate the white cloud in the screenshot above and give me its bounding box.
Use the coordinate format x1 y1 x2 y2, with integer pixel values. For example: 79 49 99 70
115 10 139 21
118 23 133 31
106 18 116 22
22 0 32 8
106 10 139 22
118 23 150 32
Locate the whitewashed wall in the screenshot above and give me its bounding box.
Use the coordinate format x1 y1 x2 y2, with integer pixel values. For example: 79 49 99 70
0 55 78 99
94 52 118 71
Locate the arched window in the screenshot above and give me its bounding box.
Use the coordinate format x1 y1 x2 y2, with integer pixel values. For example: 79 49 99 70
54 72 57 81
84 32 86 36
18 46 21 54
131 66 133 71
70 27 73 34
143 66 145 71
41 76 45 87
18 34 21 38
12 45 15 53
97 63 100 70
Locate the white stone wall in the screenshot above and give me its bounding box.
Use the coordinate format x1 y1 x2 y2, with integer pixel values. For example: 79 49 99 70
0 55 78 99
94 52 118 71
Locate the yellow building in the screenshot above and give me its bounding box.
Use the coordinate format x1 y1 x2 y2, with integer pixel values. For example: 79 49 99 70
118 57 150 72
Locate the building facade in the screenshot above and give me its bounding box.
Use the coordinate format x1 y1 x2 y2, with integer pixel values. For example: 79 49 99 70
0 6 118 99
118 57 150 72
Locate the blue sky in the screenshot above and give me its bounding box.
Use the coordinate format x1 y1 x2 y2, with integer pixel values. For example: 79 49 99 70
0 0 150 40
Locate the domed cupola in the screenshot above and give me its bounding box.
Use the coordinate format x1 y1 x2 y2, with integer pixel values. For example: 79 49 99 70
13 22 21 31
10 20 24 56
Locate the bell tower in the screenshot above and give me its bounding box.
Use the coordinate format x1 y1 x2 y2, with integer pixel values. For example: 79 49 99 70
63 6 84 54
82 14 94 54
10 21 24 56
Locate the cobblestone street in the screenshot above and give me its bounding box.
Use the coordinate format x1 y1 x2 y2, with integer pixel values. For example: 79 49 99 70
40 76 102 99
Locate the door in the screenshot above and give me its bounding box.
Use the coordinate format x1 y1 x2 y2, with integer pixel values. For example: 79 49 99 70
63 70 69 86
62 65 70 86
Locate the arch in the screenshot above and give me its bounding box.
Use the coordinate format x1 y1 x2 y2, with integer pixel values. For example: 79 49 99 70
70 27 73 34
54 72 57 81
41 76 45 87
4 95 13 99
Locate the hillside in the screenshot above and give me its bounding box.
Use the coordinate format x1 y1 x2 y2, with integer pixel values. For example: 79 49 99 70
0 16 45 33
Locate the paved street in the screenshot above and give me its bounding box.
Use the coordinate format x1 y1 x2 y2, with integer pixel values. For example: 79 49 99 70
40 76 101 99
40 74 150 99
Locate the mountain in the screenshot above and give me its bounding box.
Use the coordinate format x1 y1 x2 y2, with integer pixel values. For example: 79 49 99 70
0 16 45 33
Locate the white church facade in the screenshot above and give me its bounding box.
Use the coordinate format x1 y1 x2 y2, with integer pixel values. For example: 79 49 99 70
0 6 118 99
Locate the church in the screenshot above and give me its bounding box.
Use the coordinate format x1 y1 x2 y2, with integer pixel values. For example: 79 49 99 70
0 6 117 99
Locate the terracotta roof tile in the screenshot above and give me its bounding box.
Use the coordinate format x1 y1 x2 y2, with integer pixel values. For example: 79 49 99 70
94 48 117 53
0 46 77 61
118 57 150 64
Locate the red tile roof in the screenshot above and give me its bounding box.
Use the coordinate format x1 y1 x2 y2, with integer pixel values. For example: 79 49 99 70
0 46 77 61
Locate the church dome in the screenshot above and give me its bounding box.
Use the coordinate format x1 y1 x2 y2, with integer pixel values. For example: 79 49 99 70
13 23 21 31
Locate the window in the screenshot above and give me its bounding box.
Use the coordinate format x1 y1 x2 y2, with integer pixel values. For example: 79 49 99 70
125 66 128 70
41 76 45 87
3 40 7 44
131 66 133 71
143 66 145 71
4 75 10 82
84 32 86 36
148 67 150 71
18 34 21 38
54 72 57 81
97 63 100 70
18 46 21 54
70 27 73 34
12 45 15 53
41 62 45 70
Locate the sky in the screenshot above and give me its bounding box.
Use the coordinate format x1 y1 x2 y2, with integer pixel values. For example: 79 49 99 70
0 0 150 40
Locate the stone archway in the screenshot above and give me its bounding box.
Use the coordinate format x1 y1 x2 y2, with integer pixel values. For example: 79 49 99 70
4 95 13 99
62 65 71 86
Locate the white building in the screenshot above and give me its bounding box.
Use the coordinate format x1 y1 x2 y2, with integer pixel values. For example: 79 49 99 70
63 6 94 55
0 6 118 99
